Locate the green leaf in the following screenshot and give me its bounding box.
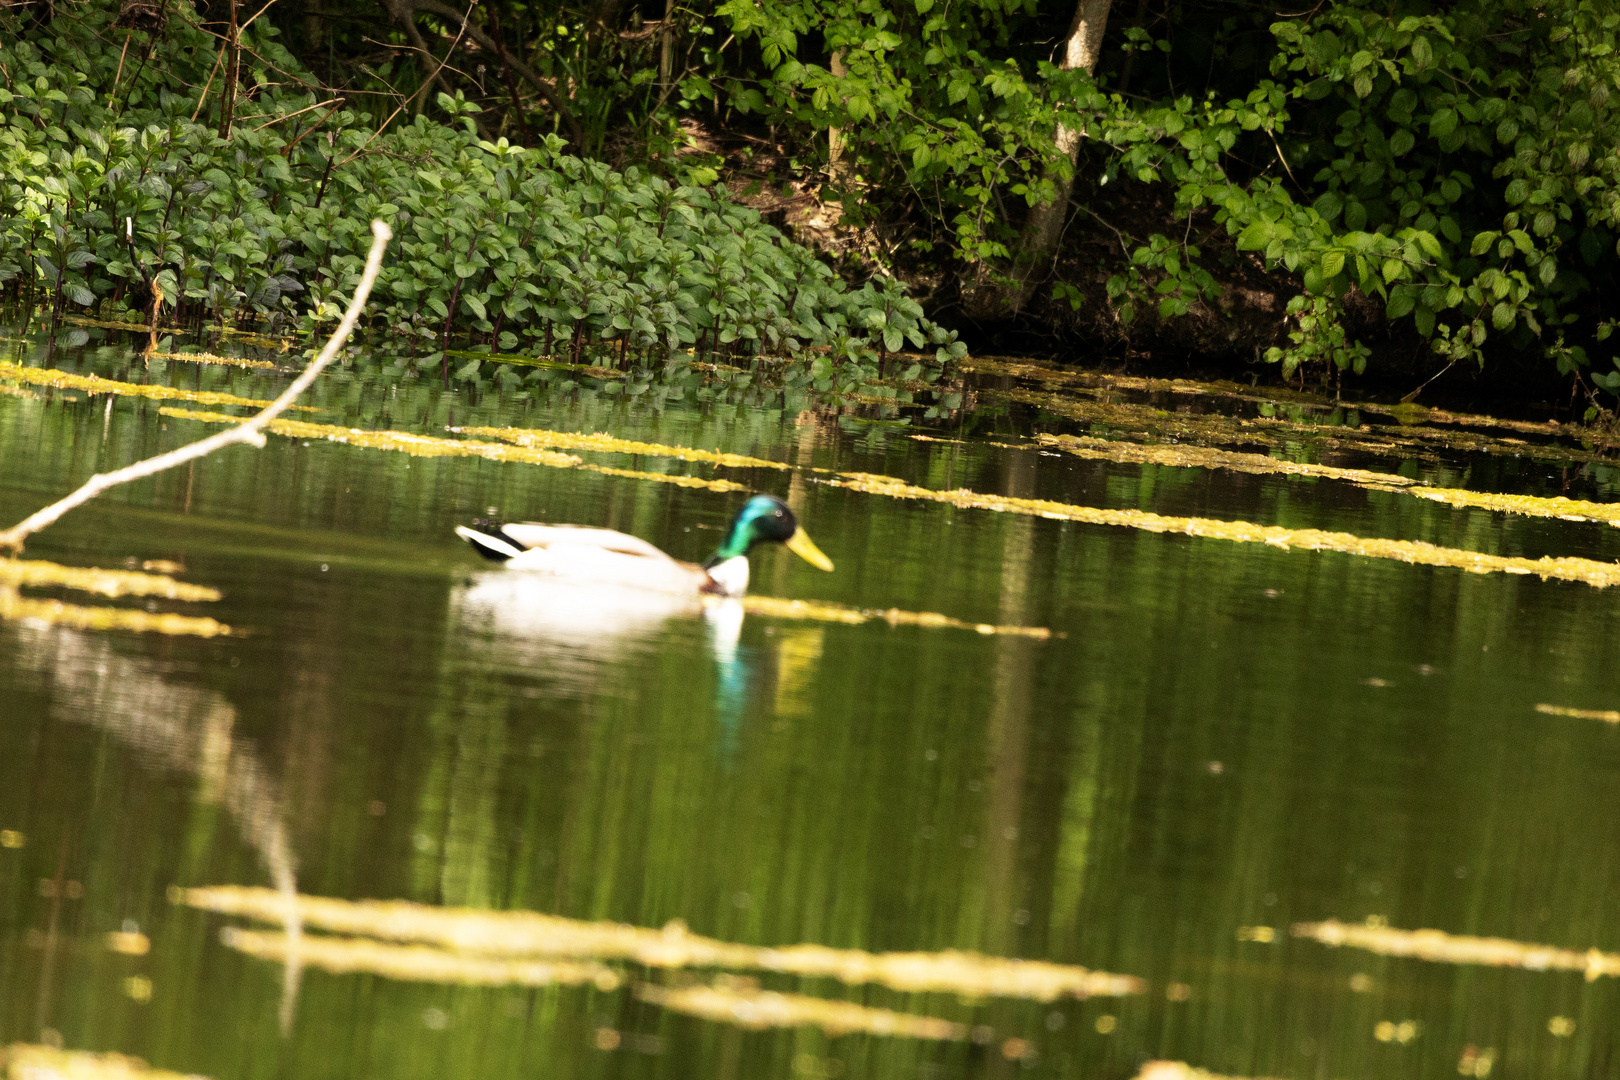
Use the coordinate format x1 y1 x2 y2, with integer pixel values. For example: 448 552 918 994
1410 36 1433 70
1429 108 1458 138
1236 221 1273 250
1313 191 1344 221
1387 286 1417 318
1491 302 1515 330
1320 250 1345 279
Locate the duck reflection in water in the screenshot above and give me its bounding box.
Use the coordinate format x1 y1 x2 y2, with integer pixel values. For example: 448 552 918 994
450 495 834 748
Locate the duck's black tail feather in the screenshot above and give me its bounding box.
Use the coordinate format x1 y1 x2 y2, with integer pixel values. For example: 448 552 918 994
454 519 524 562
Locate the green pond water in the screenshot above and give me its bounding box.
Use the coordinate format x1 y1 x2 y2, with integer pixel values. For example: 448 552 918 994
3 318 1620 1080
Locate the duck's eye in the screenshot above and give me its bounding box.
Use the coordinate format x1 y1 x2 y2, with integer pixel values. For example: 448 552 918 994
773 509 784 517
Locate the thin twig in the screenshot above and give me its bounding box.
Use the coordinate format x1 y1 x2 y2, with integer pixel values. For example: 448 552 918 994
1400 355 1458 403
190 43 226 122
237 0 286 38
107 35 132 108
249 96 344 134
0 222 394 555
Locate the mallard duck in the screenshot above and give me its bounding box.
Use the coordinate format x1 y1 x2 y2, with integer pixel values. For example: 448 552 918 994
454 494 834 597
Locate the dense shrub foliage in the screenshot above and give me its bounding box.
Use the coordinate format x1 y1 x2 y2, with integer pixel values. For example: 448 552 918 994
708 0 1620 401
0 4 964 383
8 0 1620 406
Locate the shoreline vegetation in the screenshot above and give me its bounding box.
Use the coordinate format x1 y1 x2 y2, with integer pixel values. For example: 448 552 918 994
4 0 1620 417
0 1 965 402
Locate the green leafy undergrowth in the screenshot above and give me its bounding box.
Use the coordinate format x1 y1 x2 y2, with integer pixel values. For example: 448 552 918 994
0 3 965 391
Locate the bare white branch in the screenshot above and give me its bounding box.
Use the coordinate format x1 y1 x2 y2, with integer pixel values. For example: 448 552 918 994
0 220 394 554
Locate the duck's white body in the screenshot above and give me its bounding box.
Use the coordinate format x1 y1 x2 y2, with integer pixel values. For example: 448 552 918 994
454 523 750 596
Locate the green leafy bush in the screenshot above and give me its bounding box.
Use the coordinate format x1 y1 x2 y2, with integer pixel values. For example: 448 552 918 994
0 2 965 386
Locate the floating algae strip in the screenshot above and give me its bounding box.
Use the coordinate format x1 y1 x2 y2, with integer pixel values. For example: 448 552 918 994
176 886 1142 1000
1035 433 1427 487
1535 703 1620 723
990 383 1610 467
0 362 315 412
1132 1064 1289 1080
1039 433 1620 528
1289 918 1620 980
159 409 1620 588
146 351 277 371
634 981 967 1040
0 561 226 637
455 425 791 471
824 473 1620 589
0 588 230 637
742 595 1051 638
161 410 749 493
0 558 220 602
1399 485 1620 528
218 928 620 989
3 1044 214 1080
61 314 292 350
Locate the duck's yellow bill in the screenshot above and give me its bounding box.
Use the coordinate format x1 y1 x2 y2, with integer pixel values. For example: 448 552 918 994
786 529 835 571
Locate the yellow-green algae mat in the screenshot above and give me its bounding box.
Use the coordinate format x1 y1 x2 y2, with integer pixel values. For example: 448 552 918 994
1130 1064 1286 1080
159 408 1620 590
176 885 1142 1002
218 925 971 1039
1283 916 1620 980
826 473 1620 589
0 559 229 637
1536 702 1620 723
0 361 317 413
980 366 1616 470
1036 433 1620 529
2 1045 212 1080
160 408 751 493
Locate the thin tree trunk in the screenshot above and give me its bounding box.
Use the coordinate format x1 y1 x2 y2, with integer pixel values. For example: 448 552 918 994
826 50 849 182
966 0 1111 319
658 0 675 88
217 0 241 139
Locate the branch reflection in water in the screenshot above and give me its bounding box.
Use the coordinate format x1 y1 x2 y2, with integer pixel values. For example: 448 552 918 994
11 625 304 1034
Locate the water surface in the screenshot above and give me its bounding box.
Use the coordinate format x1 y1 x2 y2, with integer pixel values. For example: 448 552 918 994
3 320 1620 1079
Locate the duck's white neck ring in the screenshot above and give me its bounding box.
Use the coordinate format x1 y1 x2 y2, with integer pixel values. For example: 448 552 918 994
705 555 751 597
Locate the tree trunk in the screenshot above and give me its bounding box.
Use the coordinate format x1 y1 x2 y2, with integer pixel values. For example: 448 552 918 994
217 0 241 139
965 0 1111 320
826 51 849 182
658 0 675 88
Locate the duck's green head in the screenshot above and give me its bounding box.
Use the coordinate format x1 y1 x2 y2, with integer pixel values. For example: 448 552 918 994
705 495 834 571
